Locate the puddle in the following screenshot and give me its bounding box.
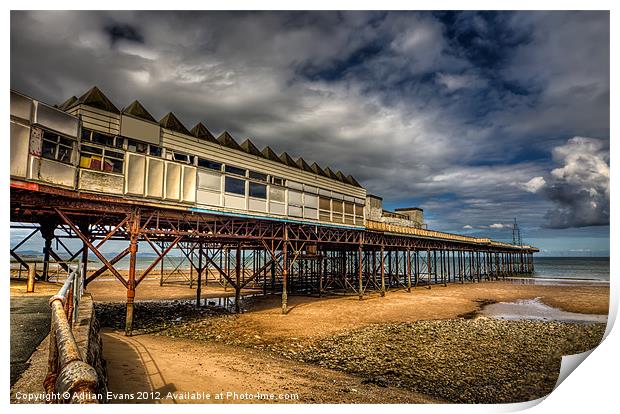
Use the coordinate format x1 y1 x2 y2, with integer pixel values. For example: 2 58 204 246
478 297 607 323
504 277 609 287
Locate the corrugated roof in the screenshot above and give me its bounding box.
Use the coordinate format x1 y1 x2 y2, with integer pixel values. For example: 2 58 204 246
57 96 78 111
159 112 191 135
279 152 300 169
75 86 120 113
122 100 157 123
261 146 285 164
190 122 219 144
310 162 328 177
217 131 243 151
240 139 264 157
296 157 314 173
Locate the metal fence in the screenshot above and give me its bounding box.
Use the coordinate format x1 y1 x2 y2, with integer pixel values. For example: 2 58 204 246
43 263 99 403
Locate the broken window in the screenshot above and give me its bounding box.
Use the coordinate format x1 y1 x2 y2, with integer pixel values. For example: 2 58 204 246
40 130 75 164
80 144 124 174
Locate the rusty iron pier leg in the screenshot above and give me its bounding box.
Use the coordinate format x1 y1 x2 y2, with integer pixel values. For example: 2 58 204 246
358 237 364 300
380 245 386 296
282 226 288 314
40 222 55 282
78 223 90 285
406 249 412 292
235 244 241 313
125 212 139 336
196 243 203 307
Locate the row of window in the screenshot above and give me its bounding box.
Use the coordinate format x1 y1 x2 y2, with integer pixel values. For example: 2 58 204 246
39 129 360 213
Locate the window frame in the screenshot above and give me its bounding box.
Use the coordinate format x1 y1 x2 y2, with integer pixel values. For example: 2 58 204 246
249 182 267 199
224 176 246 196
79 143 125 174
40 129 76 164
197 157 223 172
225 165 247 177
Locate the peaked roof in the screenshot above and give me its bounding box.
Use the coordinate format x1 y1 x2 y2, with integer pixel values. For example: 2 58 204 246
122 100 157 123
335 170 349 183
261 146 285 164
57 96 78 111
324 167 341 181
75 86 120 113
347 174 362 188
159 112 191 135
279 152 299 169
217 131 243 151
310 162 328 177
296 157 314 173
190 122 218 144
240 139 264 157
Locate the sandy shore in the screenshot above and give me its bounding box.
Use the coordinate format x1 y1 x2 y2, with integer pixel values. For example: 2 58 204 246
94 280 608 404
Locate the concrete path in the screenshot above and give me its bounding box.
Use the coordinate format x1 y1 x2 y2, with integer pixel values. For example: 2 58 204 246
9 279 56 386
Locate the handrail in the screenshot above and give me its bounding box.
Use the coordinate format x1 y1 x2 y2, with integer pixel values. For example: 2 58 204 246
365 220 537 250
43 263 99 404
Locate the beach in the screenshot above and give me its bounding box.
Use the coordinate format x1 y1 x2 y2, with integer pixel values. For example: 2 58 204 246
91 278 608 404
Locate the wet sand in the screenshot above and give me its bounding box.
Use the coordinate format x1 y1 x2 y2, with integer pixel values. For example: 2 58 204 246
101 329 441 404
96 280 608 403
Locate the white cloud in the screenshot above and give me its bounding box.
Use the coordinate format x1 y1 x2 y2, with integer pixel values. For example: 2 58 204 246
521 176 547 193
542 137 609 228
436 72 487 91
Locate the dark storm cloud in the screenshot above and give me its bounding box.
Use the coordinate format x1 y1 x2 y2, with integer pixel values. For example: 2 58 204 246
10 10 609 240
104 23 144 46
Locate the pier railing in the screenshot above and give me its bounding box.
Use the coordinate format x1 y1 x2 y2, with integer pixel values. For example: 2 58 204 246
43 264 99 403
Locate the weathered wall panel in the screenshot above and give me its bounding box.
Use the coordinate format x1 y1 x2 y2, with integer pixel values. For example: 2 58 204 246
10 91 33 122
34 102 79 137
164 162 181 200
78 170 123 194
120 115 160 144
125 153 146 195
181 165 197 203
10 122 30 178
146 158 164 198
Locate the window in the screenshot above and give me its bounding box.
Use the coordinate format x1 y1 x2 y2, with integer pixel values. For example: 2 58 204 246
319 197 331 211
80 144 124 174
126 139 162 157
127 139 148 154
225 165 246 176
149 145 162 157
249 170 267 182
81 128 123 148
225 176 245 195
198 158 222 171
270 176 284 186
249 182 267 199
173 152 195 164
344 202 354 215
41 130 75 164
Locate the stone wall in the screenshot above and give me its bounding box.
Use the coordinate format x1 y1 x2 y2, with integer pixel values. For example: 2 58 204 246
11 293 108 404
73 293 108 402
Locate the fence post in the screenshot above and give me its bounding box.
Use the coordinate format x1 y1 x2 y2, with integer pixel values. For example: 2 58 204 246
26 263 36 293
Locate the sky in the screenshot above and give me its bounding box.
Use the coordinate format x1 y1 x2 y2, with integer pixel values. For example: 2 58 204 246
10 11 610 256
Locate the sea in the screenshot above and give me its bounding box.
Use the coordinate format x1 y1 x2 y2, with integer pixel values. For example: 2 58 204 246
528 257 609 283
10 255 610 283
